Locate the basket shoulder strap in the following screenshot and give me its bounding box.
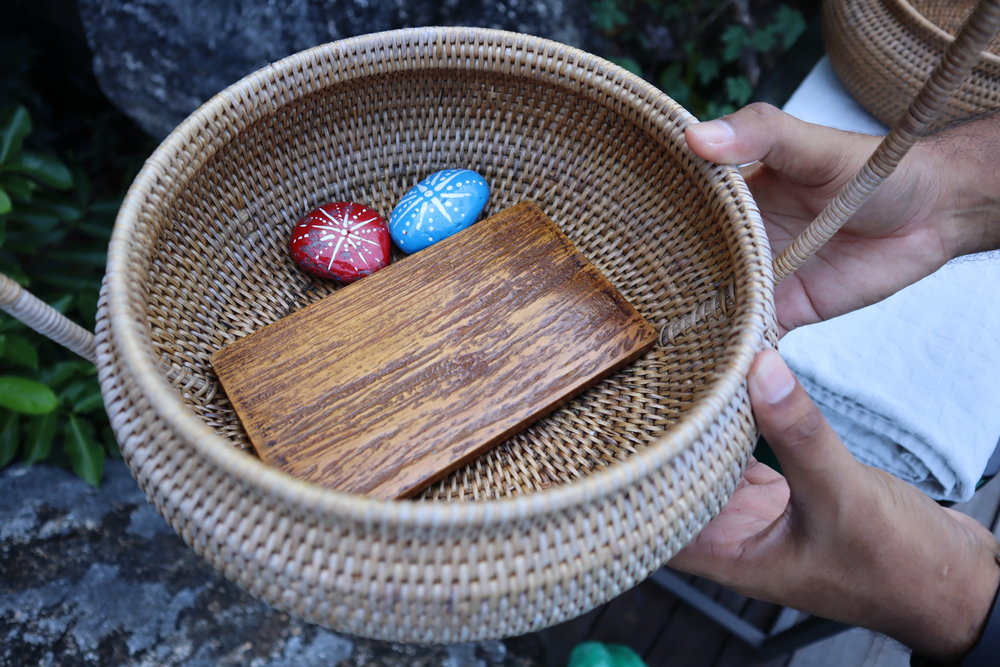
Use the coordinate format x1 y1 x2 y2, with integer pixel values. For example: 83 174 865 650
0 273 97 363
773 0 1000 282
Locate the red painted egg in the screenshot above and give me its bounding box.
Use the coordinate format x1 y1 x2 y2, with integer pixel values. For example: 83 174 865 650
288 201 391 282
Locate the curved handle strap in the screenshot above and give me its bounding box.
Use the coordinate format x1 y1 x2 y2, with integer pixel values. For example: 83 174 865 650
772 0 1000 283
0 272 97 363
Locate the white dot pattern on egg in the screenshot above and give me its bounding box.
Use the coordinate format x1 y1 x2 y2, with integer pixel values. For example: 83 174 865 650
388 169 490 253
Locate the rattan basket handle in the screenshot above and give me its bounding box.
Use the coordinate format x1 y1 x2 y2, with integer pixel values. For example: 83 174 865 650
0 272 96 363
772 0 1000 283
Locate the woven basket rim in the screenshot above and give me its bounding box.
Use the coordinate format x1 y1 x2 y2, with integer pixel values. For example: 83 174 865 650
104 26 771 526
892 0 1000 65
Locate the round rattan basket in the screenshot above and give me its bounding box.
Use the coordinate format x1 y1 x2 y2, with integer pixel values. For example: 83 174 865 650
825 0 1000 128
89 27 775 642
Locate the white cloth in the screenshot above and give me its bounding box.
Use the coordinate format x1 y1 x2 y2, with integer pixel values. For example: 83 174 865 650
777 58 1000 502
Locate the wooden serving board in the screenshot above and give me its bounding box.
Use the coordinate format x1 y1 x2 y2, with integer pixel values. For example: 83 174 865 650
212 201 656 499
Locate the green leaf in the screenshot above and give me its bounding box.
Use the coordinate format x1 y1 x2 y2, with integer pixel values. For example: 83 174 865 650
772 5 807 49
17 197 85 222
73 388 105 414
725 76 754 106
23 412 57 464
47 250 108 267
703 101 737 120
39 360 94 389
59 377 95 406
721 25 748 62
64 414 103 486
35 274 101 292
0 173 34 201
0 188 10 215
50 294 74 314
591 0 630 32
73 167 92 207
4 229 68 251
0 263 28 286
2 334 38 369
10 211 61 233
0 105 31 166
608 56 643 77
751 28 777 53
658 64 691 107
0 412 19 467
89 198 122 216
4 151 73 189
659 5 683 22
696 57 720 86
101 425 121 459
77 289 99 330
0 376 58 414
76 221 114 240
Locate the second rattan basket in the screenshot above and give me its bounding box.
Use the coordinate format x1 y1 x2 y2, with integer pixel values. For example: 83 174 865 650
825 0 1000 128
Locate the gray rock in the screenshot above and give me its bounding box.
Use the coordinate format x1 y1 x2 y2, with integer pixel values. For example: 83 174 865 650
0 461 544 666
77 0 599 138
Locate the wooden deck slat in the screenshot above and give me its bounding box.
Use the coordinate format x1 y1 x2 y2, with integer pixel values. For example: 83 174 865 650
715 585 753 616
587 580 681 657
714 600 790 667
642 587 734 666
534 606 605 666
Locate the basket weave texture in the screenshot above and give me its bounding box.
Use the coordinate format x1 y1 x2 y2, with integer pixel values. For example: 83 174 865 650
97 27 774 642
825 0 1000 129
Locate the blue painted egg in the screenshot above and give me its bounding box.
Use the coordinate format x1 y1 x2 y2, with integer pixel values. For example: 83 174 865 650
388 169 490 253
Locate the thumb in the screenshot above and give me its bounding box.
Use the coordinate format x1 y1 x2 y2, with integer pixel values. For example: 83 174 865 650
747 349 858 502
685 102 851 177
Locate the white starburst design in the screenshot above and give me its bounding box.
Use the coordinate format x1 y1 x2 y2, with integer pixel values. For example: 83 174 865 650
298 203 384 272
390 170 476 233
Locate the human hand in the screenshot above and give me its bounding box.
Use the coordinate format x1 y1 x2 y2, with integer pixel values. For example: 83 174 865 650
685 103 1000 336
669 349 1000 661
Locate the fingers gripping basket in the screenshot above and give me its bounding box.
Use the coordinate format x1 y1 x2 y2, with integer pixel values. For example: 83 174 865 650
94 28 773 642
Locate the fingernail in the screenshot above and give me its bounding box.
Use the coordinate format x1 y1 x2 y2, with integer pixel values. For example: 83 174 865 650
752 350 796 404
690 119 735 145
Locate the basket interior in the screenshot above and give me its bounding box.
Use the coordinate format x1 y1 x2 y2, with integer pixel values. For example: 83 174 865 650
134 63 755 502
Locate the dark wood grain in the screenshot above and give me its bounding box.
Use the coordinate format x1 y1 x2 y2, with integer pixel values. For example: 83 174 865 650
212 201 656 499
